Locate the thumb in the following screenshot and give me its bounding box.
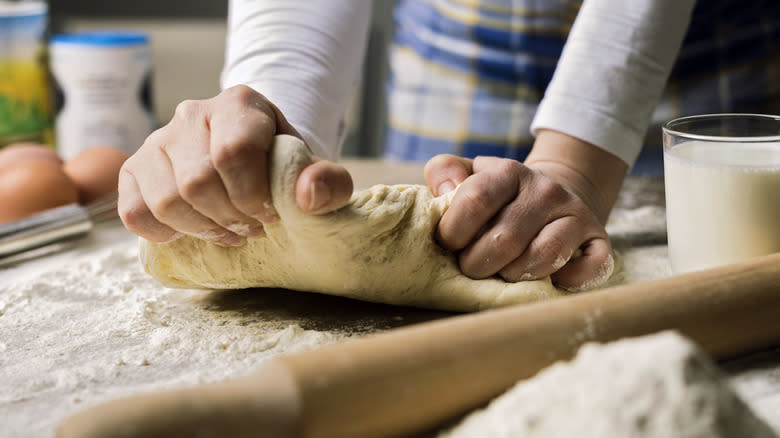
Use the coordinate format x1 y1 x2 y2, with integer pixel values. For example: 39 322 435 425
295 158 354 215
551 238 615 291
424 154 474 197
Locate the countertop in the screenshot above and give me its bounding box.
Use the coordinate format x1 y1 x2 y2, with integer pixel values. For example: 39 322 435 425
1 161 778 437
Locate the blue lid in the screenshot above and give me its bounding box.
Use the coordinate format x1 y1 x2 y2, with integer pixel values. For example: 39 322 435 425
51 31 149 47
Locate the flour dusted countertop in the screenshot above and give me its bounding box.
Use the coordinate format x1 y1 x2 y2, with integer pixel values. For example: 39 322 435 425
1 171 779 437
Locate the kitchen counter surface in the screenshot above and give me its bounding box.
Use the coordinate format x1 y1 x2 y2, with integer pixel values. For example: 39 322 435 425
1 160 778 437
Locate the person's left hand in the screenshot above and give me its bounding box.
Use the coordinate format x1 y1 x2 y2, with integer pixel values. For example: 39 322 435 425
424 137 622 291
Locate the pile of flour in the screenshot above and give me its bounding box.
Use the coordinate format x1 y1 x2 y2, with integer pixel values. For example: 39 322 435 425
441 331 777 438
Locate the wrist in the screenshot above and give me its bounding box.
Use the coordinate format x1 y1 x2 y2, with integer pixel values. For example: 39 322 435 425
525 129 628 224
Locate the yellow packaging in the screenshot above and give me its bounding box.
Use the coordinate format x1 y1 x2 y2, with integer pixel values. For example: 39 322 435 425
0 1 52 148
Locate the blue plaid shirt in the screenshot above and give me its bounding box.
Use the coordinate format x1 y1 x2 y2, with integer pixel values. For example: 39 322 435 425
384 0 779 172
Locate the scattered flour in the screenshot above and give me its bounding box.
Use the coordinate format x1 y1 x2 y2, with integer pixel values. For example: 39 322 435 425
440 332 778 438
0 233 349 438
2 206 779 437
607 205 667 236
602 206 672 287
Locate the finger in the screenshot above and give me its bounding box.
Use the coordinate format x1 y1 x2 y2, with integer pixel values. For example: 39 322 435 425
436 158 519 251
497 215 587 282
551 238 614 291
117 162 181 243
208 86 293 223
295 158 354 214
424 154 473 196
136 145 244 246
455 203 550 279
164 100 265 238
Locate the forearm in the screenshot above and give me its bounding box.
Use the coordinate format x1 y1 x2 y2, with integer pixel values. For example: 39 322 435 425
221 0 371 160
531 0 696 167
525 129 627 225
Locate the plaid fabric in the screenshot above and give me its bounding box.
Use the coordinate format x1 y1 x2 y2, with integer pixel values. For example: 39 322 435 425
384 0 780 171
650 0 780 141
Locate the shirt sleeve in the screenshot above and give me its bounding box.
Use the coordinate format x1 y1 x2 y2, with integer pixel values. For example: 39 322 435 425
221 0 372 161
530 0 696 166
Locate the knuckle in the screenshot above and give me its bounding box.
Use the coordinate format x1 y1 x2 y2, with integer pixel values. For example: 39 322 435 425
489 226 524 256
174 99 202 121
534 233 568 266
498 266 538 283
458 253 486 280
535 178 568 203
143 126 168 148
118 199 153 233
460 186 491 216
148 190 184 222
179 165 218 202
223 84 257 103
435 220 465 251
492 158 520 175
118 158 135 176
211 137 255 170
427 154 458 169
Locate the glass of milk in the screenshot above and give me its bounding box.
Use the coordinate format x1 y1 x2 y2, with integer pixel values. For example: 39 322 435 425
663 114 780 274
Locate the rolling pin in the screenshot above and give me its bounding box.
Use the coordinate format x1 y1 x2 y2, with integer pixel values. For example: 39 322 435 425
58 252 780 438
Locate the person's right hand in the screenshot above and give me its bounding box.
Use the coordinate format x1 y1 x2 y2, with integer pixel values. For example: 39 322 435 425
118 85 353 246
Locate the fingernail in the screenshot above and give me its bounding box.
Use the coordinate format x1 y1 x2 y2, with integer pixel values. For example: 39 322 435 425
552 254 569 271
227 222 265 238
308 180 331 212
254 212 278 223
193 229 244 247
161 232 183 244
220 233 245 247
254 201 278 223
437 181 455 196
247 225 266 237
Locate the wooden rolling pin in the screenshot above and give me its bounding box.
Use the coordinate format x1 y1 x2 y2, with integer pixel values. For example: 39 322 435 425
58 252 780 438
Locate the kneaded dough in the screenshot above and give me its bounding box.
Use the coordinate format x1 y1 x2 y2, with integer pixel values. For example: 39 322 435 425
139 135 565 312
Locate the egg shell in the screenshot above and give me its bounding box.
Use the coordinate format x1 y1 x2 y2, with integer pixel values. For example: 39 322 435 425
0 159 79 224
63 146 129 204
0 143 62 172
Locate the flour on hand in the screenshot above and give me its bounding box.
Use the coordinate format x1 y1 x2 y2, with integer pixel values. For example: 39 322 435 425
139 135 566 312
440 331 778 438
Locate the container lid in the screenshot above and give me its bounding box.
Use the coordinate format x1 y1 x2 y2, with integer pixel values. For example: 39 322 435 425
0 1 47 17
51 31 149 47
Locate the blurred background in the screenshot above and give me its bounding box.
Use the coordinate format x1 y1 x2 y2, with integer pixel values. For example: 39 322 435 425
47 0 394 158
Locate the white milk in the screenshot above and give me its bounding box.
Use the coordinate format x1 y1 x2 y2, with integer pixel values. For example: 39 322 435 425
664 141 780 273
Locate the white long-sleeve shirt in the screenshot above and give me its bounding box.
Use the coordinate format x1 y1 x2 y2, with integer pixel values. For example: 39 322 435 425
222 0 695 166
221 0 371 160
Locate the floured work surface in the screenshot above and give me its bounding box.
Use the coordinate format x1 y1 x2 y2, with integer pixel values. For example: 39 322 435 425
1 172 779 437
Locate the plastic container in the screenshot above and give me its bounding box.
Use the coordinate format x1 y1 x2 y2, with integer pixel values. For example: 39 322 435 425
50 30 156 159
0 1 52 148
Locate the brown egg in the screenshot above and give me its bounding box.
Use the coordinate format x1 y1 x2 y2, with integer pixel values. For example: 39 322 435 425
0 159 79 224
0 143 62 172
63 146 129 204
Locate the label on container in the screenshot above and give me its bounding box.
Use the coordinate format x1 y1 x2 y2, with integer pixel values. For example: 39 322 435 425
0 2 53 148
50 31 156 160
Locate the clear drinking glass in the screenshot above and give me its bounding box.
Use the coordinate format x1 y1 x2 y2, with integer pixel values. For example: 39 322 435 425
663 114 780 274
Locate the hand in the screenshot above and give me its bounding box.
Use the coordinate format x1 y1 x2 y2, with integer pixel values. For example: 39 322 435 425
424 130 627 290
118 85 353 246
